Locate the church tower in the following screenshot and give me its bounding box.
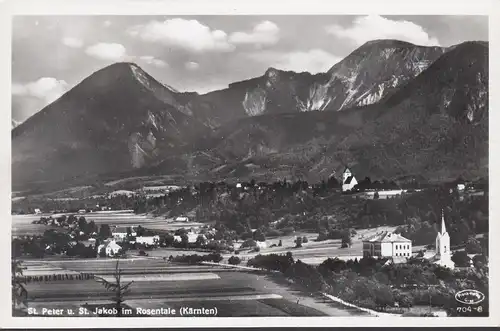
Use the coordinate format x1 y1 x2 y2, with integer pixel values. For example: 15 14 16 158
434 210 454 269
342 166 358 192
343 167 352 183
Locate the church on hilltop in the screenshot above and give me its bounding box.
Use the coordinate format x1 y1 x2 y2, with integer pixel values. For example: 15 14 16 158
430 211 455 270
342 166 358 192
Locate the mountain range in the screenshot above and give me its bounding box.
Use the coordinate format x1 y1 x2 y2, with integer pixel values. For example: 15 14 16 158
11 39 489 191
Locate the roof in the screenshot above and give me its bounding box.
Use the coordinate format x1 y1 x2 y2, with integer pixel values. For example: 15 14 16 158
112 226 135 233
384 256 408 265
363 231 411 243
344 176 355 184
99 240 121 249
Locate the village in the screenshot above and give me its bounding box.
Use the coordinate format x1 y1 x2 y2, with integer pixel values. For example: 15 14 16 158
15 166 486 267
12 166 488 317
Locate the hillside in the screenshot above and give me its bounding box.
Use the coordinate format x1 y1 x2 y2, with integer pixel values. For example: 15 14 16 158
194 41 488 184
12 63 212 189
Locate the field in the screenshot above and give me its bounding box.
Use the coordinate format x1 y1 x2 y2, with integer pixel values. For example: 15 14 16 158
12 212 203 237
21 258 367 317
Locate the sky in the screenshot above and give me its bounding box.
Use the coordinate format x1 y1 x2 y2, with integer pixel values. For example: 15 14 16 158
11 15 488 123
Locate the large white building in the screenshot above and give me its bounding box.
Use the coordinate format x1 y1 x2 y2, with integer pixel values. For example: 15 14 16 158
112 226 136 241
362 231 412 258
136 235 160 247
431 212 455 269
342 167 358 192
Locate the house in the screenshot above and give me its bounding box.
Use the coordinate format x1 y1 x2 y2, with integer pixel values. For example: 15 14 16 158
429 212 455 270
136 235 160 247
173 232 206 244
112 226 136 241
97 240 122 257
342 166 358 192
362 231 412 258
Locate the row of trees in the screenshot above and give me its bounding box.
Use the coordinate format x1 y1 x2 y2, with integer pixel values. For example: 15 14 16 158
246 252 489 315
18 272 96 283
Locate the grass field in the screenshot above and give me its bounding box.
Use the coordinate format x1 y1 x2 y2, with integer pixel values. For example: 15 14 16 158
21 259 366 317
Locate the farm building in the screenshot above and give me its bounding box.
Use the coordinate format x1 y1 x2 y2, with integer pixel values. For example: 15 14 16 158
175 216 189 222
112 226 136 241
136 235 160 247
97 240 122 257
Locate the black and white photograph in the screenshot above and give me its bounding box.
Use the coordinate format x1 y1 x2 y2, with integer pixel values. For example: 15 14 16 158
4 0 497 327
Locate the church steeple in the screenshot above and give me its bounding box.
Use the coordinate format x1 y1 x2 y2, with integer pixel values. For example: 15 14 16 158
441 210 447 235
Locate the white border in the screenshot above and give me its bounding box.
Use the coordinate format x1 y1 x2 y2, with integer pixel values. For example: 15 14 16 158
1 0 499 328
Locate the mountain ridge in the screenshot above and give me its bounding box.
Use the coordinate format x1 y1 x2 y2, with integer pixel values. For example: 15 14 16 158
11 39 488 190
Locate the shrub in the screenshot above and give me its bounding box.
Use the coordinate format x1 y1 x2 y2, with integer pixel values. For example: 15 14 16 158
319 258 348 273
171 253 223 264
452 251 471 267
240 239 257 249
247 253 294 273
302 236 309 243
228 256 241 265
316 231 328 242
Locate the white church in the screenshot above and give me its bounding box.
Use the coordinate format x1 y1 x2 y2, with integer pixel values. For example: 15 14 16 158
342 166 358 192
430 212 455 269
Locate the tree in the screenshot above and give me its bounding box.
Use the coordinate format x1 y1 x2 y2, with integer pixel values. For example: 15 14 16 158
94 260 134 317
465 237 482 254
195 235 207 248
12 259 28 316
302 236 309 243
99 224 112 240
341 230 352 248
253 229 266 242
126 227 132 237
136 225 145 237
374 191 380 200
278 240 283 247
295 236 303 248
452 251 471 267
228 256 241 265
87 220 98 235
472 254 488 269
78 217 88 233
317 230 328 242
161 234 175 247
180 233 189 248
